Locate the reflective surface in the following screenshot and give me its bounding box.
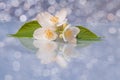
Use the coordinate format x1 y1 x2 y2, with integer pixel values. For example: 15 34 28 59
0 22 120 80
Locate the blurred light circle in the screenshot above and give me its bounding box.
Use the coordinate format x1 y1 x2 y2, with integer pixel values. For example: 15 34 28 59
19 15 27 22
0 2 6 9
51 68 59 75
79 0 87 5
68 0 74 2
14 51 22 59
107 13 115 21
12 61 20 71
43 69 50 77
23 3 31 10
118 28 120 33
108 27 117 34
93 11 106 19
14 8 23 16
10 0 20 7
27 9 36 17
4 74 13 80
108 55 114 62
0 13 11 22
48 6 55 13
116 9 120 17
0 42 5 48
106 2 115 11
48 0 56 5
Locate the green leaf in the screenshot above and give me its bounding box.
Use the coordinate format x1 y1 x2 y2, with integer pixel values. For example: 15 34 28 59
76 26 100 40
10 20 41 37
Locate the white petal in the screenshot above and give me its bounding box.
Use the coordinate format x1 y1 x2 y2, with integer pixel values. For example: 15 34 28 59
62 25 71 42
36 12 54 27
33 28 44 40
57 19 67 26
69 27 80 37
55 9 67 25
62 26 79 44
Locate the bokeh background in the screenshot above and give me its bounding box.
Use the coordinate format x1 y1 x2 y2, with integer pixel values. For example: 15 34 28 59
0 0 120 24
0 0 120 80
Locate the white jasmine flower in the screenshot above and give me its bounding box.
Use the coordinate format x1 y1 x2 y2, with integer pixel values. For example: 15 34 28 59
33 27 58 41
36 8 67 27
62 25 80 43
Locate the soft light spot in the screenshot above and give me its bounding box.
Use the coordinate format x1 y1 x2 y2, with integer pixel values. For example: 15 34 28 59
79 0 87 5
107 13 115 21
116 9 120 17
108 27 117 34
0 2 6 9
23 3 30 10
12 61 20 71
4 74 13 80
48 6 55 13
10 0 19 7
51 68 59 75
19 15 27 22
0 42 5 48
14 51 22 59
48 0 56 5
43 69 50 77
14 8 23 16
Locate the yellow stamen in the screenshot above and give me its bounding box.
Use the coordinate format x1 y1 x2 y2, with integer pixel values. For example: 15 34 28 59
64 29 73 38
44 29 54 39
63 23 67 29
50 16 59 23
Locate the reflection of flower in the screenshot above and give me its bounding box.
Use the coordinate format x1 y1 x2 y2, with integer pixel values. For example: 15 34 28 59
33 40 67 68
33 40 57 64
33 40 80 68
62 44 79 61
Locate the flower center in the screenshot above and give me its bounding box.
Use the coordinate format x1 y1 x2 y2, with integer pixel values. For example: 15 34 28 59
50 16 59 23
44 29 54 39
64 29 73 38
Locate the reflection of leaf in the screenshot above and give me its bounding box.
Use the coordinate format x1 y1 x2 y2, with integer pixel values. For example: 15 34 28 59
77 40 101 48
76 26 100 40
16 38 101 53
18 38 37 52
10 20 41 37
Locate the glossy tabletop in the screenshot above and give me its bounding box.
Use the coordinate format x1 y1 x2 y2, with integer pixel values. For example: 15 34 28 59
0 22 120 80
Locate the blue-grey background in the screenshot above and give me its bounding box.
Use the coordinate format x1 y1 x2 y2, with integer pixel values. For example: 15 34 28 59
0 0 120 80
0 0 120 24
